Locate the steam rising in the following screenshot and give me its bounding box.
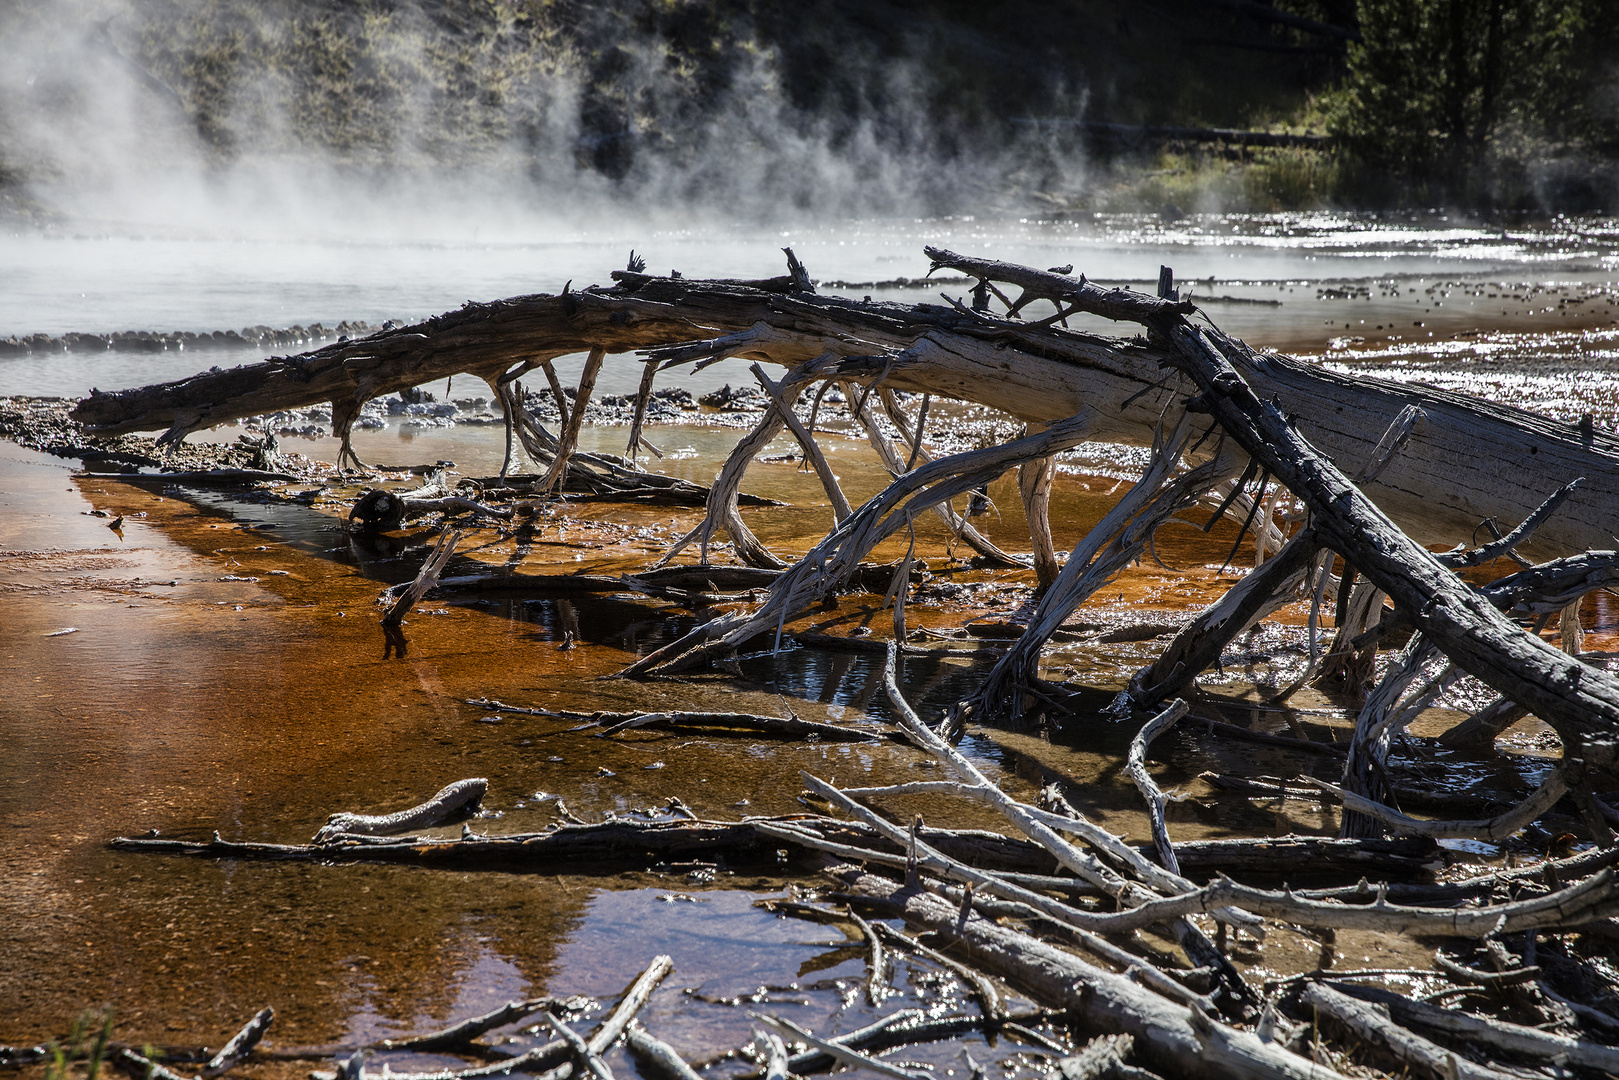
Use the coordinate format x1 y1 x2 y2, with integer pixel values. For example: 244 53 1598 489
0 0 1089 239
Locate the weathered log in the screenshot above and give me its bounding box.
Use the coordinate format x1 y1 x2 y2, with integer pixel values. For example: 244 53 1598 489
395 562 909 607
369 956 675 1080
383 999 556 1052
1315 580 1386 691
1307 768 1570 842
379 529 465 628
819 796 1619 936
1325 981 1619 1073
1188 714 1346 758
1017 444 1061 589
844 908 889 1005
1126 700 1191 874
365 955 675 1080
625 360 662 463
201 1007 275 1077
1295 982 1516 1080
538 346 606 495
542 1014 614 1080
1480 549 1619 614
770 1013 1007 1077
750 1015 928 1080
76 468 300 484
114 815 1090 878
757 1030 791 1080
70 267 1619 563
115 1048 195 1080
596 710 884 742
1169 835 1441 883
624 1028 702 1080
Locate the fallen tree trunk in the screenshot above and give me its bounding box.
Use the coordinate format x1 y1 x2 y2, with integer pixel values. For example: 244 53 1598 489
70 263 1619 561
110 816 1113 877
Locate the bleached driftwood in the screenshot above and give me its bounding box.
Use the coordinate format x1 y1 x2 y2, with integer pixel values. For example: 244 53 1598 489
313 778 486 843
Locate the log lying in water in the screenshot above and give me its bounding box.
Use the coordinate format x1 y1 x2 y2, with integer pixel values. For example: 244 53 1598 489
111 817 1083 876
376 561 918 608
69 259 1619 561
111 813 1444 890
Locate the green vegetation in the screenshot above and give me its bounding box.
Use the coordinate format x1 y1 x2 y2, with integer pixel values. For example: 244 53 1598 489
43 1008 115 1080
1319 0 1619 208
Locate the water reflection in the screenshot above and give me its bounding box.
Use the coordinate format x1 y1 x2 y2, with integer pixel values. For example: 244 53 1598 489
1311 325 1619 426
5 440 1066 1048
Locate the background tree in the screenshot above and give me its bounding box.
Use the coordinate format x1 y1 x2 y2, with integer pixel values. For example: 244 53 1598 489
1326 0 1619 204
